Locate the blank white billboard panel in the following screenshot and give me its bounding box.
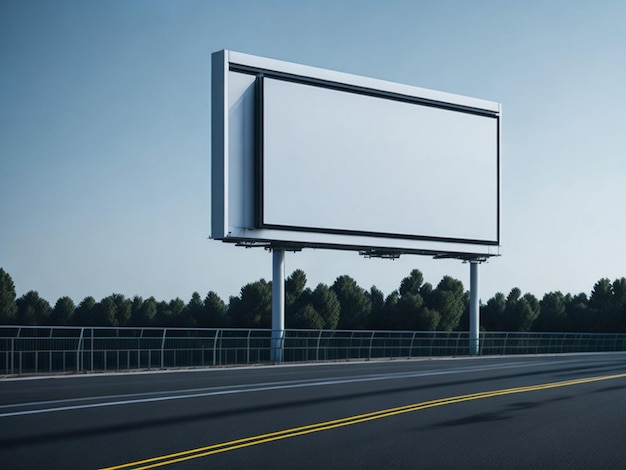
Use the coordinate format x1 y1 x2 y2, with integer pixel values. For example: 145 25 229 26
212 50 501 258
262 77 498 243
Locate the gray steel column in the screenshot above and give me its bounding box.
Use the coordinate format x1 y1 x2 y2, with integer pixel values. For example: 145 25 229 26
271 248 285 362
469 261 480 356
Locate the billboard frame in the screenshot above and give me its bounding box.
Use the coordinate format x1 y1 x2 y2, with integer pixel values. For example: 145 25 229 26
212 50 501 261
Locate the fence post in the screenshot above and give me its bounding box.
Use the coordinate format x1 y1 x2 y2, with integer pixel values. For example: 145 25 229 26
90 328 94 372
11 338 15 375
161 329 167 369
428 331 435 357
137 328 143 369
213 329 220 366
78 328 84 372
315 330 323 362
349 331 355 360
247 329 252 364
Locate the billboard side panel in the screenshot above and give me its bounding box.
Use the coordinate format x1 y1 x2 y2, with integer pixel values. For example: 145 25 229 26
227 71 257 234
211 50 227 238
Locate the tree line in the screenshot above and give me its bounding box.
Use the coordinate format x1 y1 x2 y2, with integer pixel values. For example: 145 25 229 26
1 267 626 332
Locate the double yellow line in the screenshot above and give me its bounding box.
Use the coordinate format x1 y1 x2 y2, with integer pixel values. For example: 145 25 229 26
101 372 626 470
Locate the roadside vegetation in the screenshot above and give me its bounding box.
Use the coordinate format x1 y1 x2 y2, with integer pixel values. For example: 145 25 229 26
1 267 625 332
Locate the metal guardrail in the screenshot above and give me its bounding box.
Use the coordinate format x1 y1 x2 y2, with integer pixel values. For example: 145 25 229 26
1 326 626 376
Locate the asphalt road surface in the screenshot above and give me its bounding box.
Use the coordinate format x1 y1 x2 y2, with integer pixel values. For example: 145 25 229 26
2 353 626 469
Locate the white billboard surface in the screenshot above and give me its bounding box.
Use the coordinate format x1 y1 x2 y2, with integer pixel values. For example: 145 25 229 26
212 50 501 259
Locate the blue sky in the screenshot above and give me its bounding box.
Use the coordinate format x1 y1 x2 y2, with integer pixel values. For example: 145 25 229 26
1 0 626 306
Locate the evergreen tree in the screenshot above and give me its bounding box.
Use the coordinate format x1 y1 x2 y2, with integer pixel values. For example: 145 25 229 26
389 270 434 331
129 296 145 326
50 296 75 325
94 296 118 326
289 304 325 329
481 293 506 331
383 290 400 330
16 291 51 325
431 276 466 331
332 275 371 329
394 290 424 330
139 297 158 326
612 278 626 332
416 307 441 331
228 279 272 328
73 296 97 325
534 292 568 332
155 300 174 326
110 294 131 327
501 288 539 331
399 269 424 296
0 268 18 324
310 283 340 330
286 269 307 312
130 296 158 327
565 292 589 332
184 292 203 328
588 278 622 332
168 298 186 326
367 285 386 329
203 291 227 327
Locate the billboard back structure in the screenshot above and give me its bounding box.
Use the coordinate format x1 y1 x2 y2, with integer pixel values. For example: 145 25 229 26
212 50 501 260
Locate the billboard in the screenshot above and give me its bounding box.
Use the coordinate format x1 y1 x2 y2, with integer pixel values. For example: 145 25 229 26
212 50 501 259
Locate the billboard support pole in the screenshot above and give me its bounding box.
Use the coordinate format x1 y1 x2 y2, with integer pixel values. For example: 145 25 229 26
271 248 285 362
469 260 480 356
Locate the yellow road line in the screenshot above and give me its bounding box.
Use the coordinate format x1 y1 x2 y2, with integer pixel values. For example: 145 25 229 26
101 372 626 470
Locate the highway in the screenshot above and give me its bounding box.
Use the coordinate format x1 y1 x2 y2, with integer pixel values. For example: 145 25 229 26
1 353 626 469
